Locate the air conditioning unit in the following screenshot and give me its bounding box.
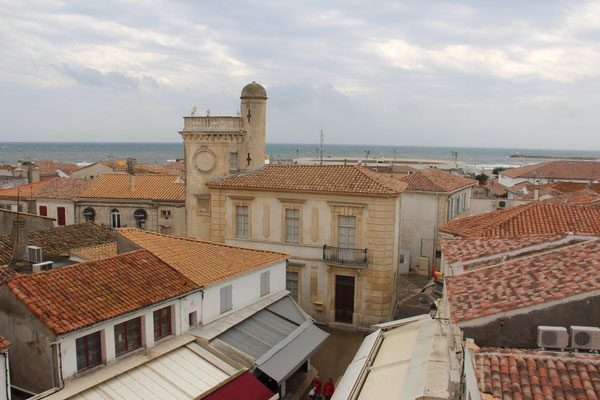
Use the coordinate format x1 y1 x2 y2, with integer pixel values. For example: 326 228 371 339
26 246 43 263
570 326 600 350
499 201 506 208
537 326 569 349
32 261 54 273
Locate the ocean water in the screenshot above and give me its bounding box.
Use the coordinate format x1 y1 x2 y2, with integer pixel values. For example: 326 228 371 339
1 142 600 169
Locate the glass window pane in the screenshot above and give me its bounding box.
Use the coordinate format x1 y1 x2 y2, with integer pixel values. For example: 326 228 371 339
114 323 126 356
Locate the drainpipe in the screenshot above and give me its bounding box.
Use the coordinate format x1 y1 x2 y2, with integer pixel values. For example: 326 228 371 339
2 350 10 400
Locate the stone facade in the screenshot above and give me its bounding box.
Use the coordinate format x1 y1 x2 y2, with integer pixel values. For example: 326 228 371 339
208 188 403 328
182 83 266 239
74 200 185 236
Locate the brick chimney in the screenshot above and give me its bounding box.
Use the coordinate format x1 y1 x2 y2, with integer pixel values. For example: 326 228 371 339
11 217 28 262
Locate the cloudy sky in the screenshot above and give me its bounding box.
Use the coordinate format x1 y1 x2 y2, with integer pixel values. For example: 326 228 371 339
1 0 600 150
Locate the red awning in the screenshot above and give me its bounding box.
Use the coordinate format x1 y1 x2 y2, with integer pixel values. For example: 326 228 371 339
203 372 274 400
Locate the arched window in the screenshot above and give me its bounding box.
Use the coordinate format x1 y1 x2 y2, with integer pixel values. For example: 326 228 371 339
134 209 147 229
110 209 121 229
82 207 95 222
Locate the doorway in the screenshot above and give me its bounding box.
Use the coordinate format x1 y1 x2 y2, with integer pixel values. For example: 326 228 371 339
335 275 355 323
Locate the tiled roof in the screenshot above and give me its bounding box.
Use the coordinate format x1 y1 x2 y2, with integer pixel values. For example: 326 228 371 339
34 160 58 176
6 250 197 335
441 235 566 265
0 335 10 352
0 266 18 284
209 165 407 196
117 228 288 286
33 177 91 199
77 174 184 201
0 223 116 264
56 162 79 176
70 243 118 261
440 202 600 237
546 181 600 194
484 180 508 197
398 168 476 193
446 239 600 323
540 189 600 205
475 347 600 400
0 179 51 199
501 160 600 181
506 181 533 195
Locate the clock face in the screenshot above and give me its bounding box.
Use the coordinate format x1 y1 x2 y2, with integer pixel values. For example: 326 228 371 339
195 150 216 172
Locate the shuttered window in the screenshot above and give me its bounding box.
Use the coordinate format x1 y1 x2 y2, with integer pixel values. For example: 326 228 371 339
220 284 233 314
286 271 299 302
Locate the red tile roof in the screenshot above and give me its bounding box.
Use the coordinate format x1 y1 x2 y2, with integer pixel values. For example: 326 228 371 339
446 239 600 323
0 266 18 284
33 177 91 199
34 160 58 176
484 180 508 197
6 250 197 335
0 335 10 352
398 168 476 193
441 235 566 265
77 174 184 201
440 202 600 237
209 165 407 196
117 228 288 286
0 180 51 199
500 161 600 181
541 189 600 205
0 223 116 264
56 162 79 176
475 347 600 400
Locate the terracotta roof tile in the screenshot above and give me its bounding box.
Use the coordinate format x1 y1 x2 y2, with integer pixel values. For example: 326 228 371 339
209 164 407 195
117 228 288 286
34 160 58 176
55 162 79 176
70 243 118 261
476 348 600 399
0 335 10 352
440 202 600 237
6 250 197 335
0 266 18 284
33 177 91 199
398 168 477 192
446 239 600 323
0 179 52 199
78 174 184 201
484 180 508 196
500 161 600 181
441 235 567 265
0 223 116 264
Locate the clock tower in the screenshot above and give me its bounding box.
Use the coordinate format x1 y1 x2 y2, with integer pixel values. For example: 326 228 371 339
180 82 267 239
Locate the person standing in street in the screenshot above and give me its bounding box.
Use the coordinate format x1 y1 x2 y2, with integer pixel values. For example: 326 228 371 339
323 377 335 400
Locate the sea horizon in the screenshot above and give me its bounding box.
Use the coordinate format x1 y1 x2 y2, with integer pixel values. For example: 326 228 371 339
2 141 600 169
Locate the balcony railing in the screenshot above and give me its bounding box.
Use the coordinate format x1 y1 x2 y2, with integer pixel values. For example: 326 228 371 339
323 245 368 266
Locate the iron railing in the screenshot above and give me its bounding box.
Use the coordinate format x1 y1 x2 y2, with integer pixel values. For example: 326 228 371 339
323 244 367 265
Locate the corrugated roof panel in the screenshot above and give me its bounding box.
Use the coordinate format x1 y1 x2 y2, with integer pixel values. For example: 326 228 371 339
68 346 231 400
266 296 307 325
256 324 329 383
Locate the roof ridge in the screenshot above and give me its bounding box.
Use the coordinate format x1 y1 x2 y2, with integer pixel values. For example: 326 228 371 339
477 348 600 363
481 201 539 235
352 165 397 193
117 228 288 257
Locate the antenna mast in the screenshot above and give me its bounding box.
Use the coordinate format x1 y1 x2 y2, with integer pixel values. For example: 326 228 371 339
319 123 324 165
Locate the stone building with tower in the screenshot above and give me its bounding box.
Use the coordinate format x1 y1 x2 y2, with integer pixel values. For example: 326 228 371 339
182 83 411 329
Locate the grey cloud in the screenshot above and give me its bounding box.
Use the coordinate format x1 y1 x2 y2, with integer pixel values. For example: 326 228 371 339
59 65 158 90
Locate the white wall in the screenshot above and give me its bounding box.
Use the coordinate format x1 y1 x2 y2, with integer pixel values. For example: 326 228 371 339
37 199 75 226
400 192 439 269
58 290 203 381
202 260 286 325
0 351 9 400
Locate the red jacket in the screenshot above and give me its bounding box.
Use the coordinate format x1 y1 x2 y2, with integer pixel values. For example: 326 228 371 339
324 381 335 396
311 379 322 394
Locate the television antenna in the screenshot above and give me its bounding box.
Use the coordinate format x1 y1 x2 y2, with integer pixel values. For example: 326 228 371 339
319 123 324 165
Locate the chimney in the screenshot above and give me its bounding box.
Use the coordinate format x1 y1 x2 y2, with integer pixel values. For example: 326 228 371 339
11 217 28 262
534 188 539 200
130 173 135 190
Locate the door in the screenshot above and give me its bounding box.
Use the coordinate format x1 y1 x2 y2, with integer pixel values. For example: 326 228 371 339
39 206 47 216
335 275 355 323
57 207 66 226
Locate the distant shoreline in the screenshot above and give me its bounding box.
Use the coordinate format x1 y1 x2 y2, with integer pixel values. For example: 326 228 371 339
510 153 600 160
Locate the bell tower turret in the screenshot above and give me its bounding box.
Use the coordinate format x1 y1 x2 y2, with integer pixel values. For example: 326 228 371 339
240 82 267 171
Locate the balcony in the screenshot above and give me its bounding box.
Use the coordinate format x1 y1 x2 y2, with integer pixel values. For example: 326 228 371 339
323 245 368 266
